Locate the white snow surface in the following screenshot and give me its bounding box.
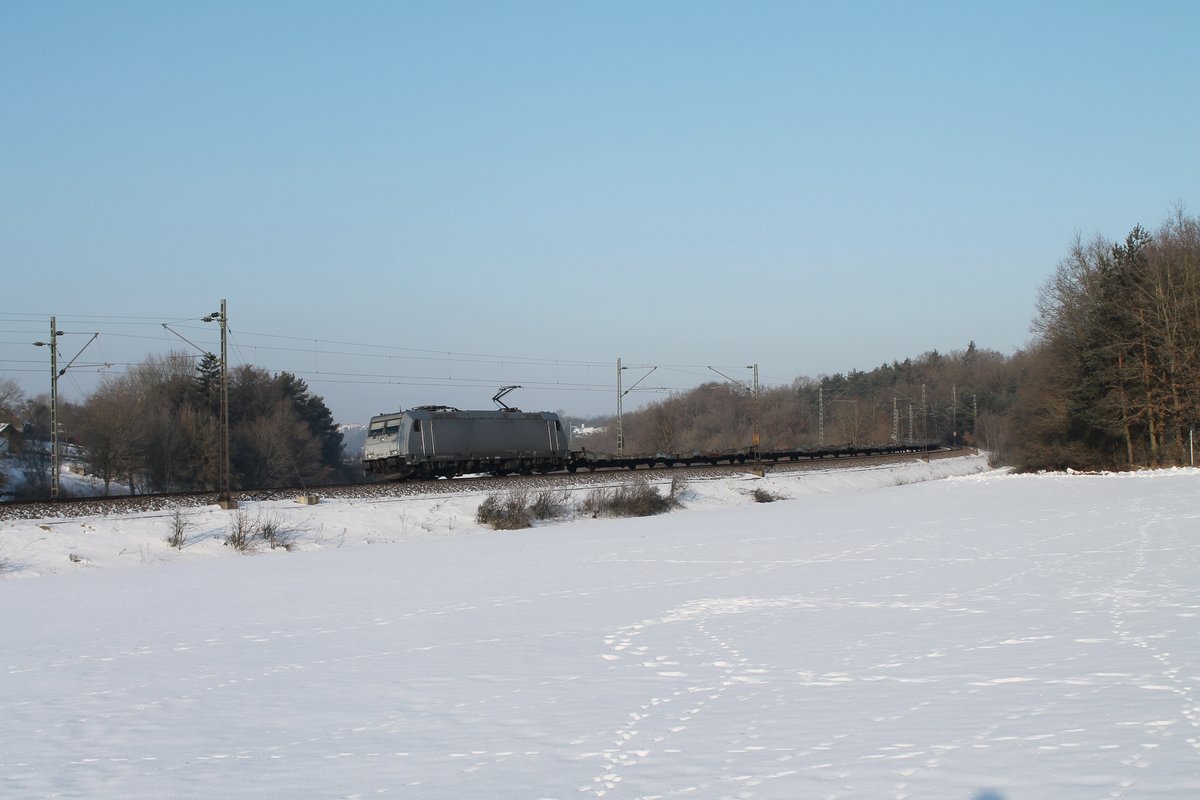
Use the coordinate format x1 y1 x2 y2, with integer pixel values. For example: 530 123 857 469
3 454 1200 799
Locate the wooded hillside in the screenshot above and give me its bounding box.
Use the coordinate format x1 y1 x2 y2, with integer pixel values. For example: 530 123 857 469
574 341 1019 461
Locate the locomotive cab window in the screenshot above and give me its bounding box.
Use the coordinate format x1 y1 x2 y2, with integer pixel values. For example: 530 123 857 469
370 419 401 437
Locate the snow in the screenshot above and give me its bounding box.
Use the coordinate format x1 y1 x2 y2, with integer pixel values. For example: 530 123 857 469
573 424 608 437
0 449 133 501
3 454 1200 799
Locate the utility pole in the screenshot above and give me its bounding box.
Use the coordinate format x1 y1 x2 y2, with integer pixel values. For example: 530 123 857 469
45 318 61 500
752 363 760 455
165 301 235 507
616 357 624 456
220 300 233 507
952 384 957 443
221 300 231 507
33 318 101 501
209 300 235 508
818 386 824 448
891 396 899 443
921 384 927 441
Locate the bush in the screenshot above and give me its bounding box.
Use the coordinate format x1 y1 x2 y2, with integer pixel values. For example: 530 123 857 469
530 490 570 521
749 487 781 503
222 509 305 553
224 508 258 552
476 490 534 530
257 514 302 551
583 478 680 518
166 507 192 549
477 489 573 530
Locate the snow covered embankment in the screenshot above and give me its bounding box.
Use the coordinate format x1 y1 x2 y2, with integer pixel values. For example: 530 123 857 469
0 453 992 580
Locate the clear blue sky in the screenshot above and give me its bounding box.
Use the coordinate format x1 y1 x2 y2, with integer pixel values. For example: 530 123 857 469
2 1 1197 423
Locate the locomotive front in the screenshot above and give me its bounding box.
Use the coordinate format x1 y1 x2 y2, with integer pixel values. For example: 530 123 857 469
362 411 416 478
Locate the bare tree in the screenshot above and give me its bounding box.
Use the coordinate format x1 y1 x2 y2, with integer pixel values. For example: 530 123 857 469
0 377 23 422
76 379 140 495
650 399 676 453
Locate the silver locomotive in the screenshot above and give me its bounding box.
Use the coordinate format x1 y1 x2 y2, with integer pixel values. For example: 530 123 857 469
362 405 569 479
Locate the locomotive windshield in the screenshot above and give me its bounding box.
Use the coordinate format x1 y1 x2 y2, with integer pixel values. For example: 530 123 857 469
368 418 402 438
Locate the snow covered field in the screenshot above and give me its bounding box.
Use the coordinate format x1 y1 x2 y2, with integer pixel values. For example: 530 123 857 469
3 455 1199 799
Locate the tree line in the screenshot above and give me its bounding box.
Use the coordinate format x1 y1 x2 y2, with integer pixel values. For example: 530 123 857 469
0 353 346 497
1011 207 1200 469
581 206 1200 472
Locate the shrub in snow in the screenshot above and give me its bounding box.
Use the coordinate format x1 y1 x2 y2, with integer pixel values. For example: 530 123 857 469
257 515 303 551
749 487 781 503
224 509 257 552
583 478 680 518
530 489 571 521
223 509 305 553
166 508 192 550
477 489 574 530
476 490 534 530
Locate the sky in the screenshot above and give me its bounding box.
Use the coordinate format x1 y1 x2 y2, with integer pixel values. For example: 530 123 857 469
4 458 1200 797
2 1 1198 424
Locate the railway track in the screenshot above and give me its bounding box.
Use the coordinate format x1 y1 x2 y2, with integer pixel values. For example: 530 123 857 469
0 447 965 522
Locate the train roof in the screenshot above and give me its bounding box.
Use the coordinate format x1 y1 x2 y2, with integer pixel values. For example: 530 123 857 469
368 408 561 423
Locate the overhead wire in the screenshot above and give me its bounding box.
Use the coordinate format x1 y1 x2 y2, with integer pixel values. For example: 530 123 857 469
2 310 780 403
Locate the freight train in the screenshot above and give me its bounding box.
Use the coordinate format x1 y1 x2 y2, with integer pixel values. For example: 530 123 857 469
361 405 940 480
